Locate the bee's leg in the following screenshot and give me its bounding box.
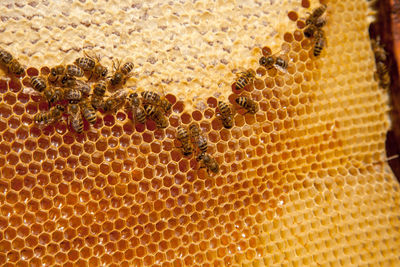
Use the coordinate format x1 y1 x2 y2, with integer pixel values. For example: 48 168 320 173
95 53 101 62
87 71 93 81
45 96 53 107
83 50 90 59
112 59 117 72
131 110 137 125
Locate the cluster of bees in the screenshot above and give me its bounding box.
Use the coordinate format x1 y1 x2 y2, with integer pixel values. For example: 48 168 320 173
177 124 219 173
371 37 390 90
0 49 221 173
303 4 327 57
28 54 140 133
27 53 173 131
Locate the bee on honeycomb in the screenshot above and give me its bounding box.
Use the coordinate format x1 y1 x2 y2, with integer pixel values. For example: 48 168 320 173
74 51 108 80
176 125 194 156
234 69 256 92
0 48 24 75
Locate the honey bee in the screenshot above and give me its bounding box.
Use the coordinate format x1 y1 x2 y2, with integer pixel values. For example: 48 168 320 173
110 60 134 86
134 106 147 125
144 104 169 128
75 56 94 70
74 51 108 80
275 57 289 70
93 80 107 97
304 17 326 38
103 88 129 112
30 76 47 93
66 64 84 78
176 126 193 156
48 65 66 84
189 123 208 154
127 92 146 124
90 95 105 111
143 104 157 115
371 37 387 63
313 29 326 57
305 4 327 25
0 49 24 75
189 123 201 143
34 105 64 125
375 61 390 89
80 99 98 125
217 101 234 129
43 86 64 105
197 153 219 174
74 80 91 95
6 59 24 75
235 69 256 91
68 103 84 133
259 56 275 70
0 49 13 65
90 81 107 110
141 91 172 113
259 53 288 72
121 62 134 75
235 96 259 114
141 91 159 103
64 87 82 104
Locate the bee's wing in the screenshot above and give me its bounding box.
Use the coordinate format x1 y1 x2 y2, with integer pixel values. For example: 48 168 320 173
198 134 208 145
131 107 138 122
275 64 288 74
48 112 59 125
83 50 99 61
74 80 91 95
113 88 129 99
82 50 90 59
112 58 121 71
23 86 42 96
270 50 282 57
275 50 290 73
234 68 249 78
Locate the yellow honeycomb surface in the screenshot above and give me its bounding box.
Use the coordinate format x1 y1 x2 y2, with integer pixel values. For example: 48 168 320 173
1 0 400 266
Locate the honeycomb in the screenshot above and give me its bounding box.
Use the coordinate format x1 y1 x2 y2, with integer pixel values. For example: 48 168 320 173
1 0 400 266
